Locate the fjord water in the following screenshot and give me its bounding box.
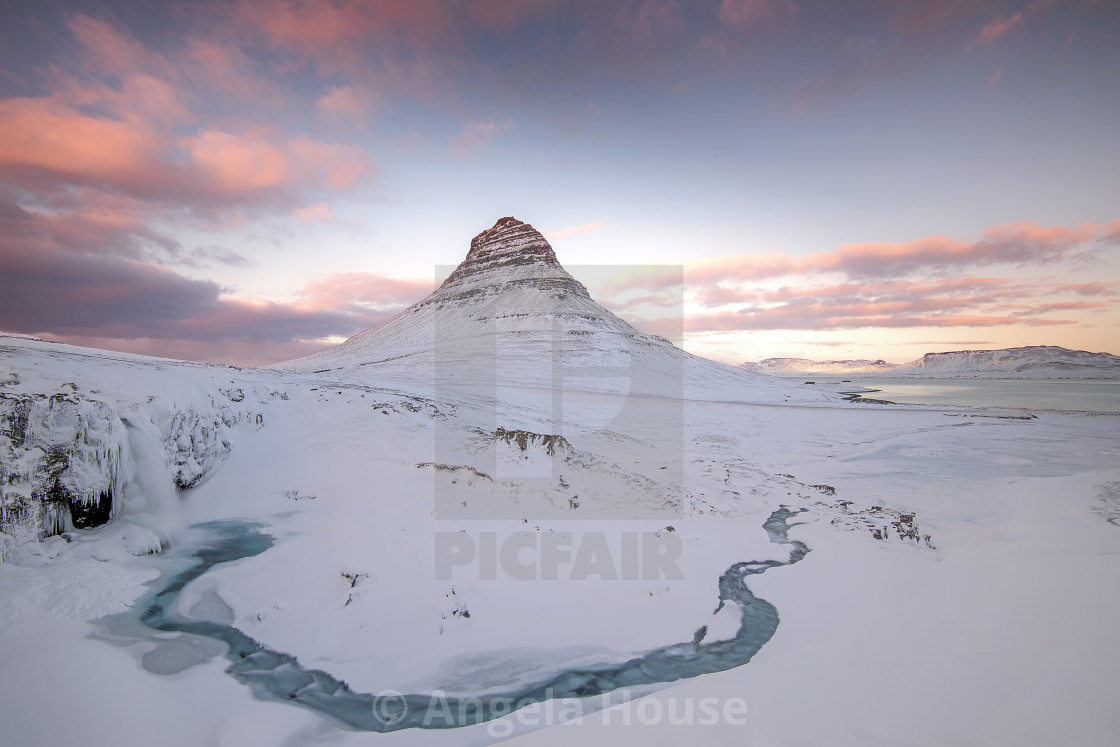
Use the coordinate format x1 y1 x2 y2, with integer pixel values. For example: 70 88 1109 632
831 377 1120 412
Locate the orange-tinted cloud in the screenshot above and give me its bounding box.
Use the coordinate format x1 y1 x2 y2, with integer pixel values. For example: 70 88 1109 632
0 95 372 207
0 97 167 192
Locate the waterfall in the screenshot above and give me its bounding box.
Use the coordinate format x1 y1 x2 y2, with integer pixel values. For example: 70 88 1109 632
121 423 182 541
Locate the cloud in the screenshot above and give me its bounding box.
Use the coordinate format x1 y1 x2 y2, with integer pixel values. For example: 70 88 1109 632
0 99 371 209
718 0 797 27
316 84 372 127
236 0 374 50
1053 282 1120 296
0 182 420 365
297 272 434 314
901 340 996 346
65 12 170 78
296 203 331 223
451 120 512 159
684 310 1073 333
986 68 1002 88
0 236 414 365
181 245 252 269
681 225 1120 336
688 221 1118 285
789 1 1083 111
182 131 371 198
544 219 609 242
969 12 1024 49
181 37 273 101
0 97 168 193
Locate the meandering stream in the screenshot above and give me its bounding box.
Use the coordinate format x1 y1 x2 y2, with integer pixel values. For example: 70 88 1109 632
121 508 809 731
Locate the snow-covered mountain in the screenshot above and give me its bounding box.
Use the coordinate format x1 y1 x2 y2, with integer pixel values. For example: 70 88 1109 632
743 345 1120 378
283 216 800 402
892 345 1120 378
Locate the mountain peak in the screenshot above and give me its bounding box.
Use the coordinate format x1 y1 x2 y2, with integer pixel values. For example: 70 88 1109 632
432 216 588 303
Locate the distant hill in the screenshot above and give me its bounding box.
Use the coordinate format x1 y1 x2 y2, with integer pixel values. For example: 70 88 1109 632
740 358 897 375
741 346 1120 379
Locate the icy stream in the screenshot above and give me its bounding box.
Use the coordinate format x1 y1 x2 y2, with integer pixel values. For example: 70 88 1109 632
125 509 809 732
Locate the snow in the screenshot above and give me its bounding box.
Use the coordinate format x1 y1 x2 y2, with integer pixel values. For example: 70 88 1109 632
2 219 1119 745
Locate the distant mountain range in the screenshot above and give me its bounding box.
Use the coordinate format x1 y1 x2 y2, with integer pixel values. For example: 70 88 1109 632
741 346 1120 378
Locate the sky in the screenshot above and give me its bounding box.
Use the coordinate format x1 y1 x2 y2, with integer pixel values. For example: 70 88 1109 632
0 0 1117 366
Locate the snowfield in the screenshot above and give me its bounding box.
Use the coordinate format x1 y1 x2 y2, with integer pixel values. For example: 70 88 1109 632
2 219 1118 746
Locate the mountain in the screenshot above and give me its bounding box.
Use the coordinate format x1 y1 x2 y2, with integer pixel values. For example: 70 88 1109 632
891 346 1120 378
284 216 651 375
282 217 798 402
743 346 1120 379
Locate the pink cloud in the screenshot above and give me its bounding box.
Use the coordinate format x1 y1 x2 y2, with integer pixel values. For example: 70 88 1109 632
0 97 167 192
237 0 374 49
230 0 461 95
544 219 609 242
287 137 370 189
316 84 372 127
688 221 1117 285
182 130 292 194
181 37 276 102
298 272 434 313
65 13 168 78
718 0 798 27
790 1 1076 111
617 0 686 49
684 310 1073 332
969 12 1024 48
682 270 1118 335
451 120 512 159
1053 282 1120 296
182 131 369 197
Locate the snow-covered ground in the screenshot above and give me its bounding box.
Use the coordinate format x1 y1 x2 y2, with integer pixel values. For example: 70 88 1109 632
3 220 1119 745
